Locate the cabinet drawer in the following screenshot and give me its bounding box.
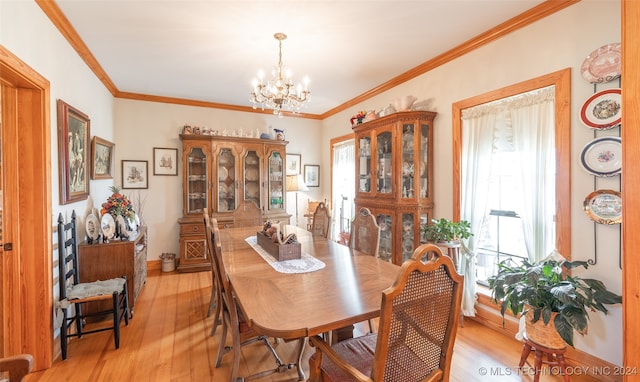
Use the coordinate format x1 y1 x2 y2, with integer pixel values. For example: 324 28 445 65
180 222 204 235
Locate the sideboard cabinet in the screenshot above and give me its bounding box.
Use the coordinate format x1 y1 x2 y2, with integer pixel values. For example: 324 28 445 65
78 226 147 316
178 134 290 272
353 111 436 265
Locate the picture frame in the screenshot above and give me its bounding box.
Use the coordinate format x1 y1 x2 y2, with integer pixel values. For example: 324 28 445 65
90 136 115 180
122 160 148 189
304 164 320 187
287 153 302 175
57 99 90 204
153 147 178 176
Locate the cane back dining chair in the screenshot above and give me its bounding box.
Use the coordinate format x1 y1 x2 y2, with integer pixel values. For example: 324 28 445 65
310 202 331 238
57 211 130 360
206 218 298 381
308 244 463 382
0 354 33 382
232 200 263 228
204 212 222 336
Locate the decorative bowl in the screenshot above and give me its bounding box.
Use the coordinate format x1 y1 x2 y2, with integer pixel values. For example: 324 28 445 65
393 95 417 111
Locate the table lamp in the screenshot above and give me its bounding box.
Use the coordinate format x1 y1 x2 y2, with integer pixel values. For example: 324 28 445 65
286 174 308 227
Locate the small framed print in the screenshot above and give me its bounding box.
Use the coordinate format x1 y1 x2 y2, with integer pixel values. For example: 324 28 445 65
122 160 148 189
304 164 320 187
153 147 178 176
287 153 301 175
91 136 115 179
57 99 90 204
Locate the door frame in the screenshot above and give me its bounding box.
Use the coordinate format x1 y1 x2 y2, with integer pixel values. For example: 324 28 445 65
0 45 53 370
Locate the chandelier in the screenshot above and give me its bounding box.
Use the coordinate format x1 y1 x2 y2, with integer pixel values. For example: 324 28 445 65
250 33 310 116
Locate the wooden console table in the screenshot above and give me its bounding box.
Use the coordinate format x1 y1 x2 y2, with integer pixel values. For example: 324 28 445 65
78 226 148 316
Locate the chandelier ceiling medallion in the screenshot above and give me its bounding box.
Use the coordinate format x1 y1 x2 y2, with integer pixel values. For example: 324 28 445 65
250 33 310 116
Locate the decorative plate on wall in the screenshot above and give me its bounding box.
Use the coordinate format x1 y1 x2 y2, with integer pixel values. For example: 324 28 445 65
580 88 621 129
580 136 622 177
580 43 621 83
583 189 622 224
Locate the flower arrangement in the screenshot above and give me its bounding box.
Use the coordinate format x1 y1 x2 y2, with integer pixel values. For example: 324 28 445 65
101 186 136 221
350 111 367 127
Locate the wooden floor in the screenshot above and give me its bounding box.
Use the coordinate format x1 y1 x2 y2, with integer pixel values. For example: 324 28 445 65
27 269 599 382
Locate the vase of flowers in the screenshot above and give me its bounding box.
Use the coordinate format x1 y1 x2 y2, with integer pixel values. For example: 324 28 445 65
101 186 136 224
350 111 367 127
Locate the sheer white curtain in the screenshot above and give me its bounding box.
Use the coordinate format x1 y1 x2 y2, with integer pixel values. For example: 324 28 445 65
331 140 355 241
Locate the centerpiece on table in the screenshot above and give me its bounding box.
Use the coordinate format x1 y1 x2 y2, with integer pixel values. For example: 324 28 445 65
257 222 301 261
101 186 137 239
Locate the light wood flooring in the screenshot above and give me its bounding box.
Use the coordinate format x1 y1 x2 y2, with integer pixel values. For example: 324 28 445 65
27 269 599 381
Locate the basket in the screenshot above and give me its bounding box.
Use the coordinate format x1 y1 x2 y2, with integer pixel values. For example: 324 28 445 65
256 231 301 261
524 308 567 349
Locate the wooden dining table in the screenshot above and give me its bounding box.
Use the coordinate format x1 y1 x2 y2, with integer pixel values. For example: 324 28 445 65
218 225 400 379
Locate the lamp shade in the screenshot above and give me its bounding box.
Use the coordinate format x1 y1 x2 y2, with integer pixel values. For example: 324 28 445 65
286 174 308 192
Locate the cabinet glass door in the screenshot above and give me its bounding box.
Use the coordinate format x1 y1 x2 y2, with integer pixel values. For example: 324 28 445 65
358 137 371 192
186 147 208 214
216 148 236 212
243 150 261 209
419 123 430 198
376 212 393 262
401 123 415 199
401 212 415 262
267 151 284 210
376 131 393 194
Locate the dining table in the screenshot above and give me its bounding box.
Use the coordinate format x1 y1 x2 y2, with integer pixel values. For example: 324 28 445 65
218 225 400 379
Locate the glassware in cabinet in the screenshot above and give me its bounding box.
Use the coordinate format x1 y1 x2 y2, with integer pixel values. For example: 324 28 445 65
358 137 372 192
418 122 430 199
376 211 393 263
401 123 415 199
376 131 393 194
216 148 236 213
242 150 261 209
186 147 207 214
267 151 284 210
401 212 415 262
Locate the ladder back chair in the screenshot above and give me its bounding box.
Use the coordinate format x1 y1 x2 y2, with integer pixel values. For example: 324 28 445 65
207 220 298 381
232 200 263 227
311 202 331 238
308 244 463 382
204 212 222 336
0 354 33 382
57 211 130 360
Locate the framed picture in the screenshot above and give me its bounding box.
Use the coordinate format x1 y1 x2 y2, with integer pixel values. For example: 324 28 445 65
122 160 148 189
304 164 320 187
57 99 90 204
153 147 178 175
287 153 301 175
90 136 115 180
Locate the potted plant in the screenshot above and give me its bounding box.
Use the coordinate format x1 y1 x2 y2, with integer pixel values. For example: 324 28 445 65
488 256 622 348
422 218 472 244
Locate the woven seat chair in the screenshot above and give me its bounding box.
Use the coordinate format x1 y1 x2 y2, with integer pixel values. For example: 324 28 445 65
232 200 263 228
203 212 222 336
206 218 298 381
57 211 130 360
311 202 331 238
308 244 463 382
0 354 33 381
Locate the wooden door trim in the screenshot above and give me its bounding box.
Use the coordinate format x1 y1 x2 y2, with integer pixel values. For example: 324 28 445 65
0 44 53 370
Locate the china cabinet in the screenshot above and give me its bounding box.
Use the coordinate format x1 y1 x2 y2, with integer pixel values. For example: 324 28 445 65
353 111 436 265
178 134 290 272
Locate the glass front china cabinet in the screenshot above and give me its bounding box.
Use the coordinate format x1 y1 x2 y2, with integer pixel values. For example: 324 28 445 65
353 111 436 265
178 134 290 272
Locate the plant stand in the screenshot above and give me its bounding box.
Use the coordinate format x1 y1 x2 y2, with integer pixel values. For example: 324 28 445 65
518 334 570 382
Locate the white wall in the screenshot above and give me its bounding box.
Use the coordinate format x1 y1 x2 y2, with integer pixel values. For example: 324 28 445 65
113 99 322 260
320 0 622 365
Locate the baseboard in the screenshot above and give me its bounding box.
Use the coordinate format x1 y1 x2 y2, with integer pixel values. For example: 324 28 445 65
147 259 162 271
472 293 621 382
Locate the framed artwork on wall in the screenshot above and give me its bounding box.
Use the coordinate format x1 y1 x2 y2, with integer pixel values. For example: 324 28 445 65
122 160 148 189
304 164 320 187
90 136 115 180
153 147 178 175
287 153 301 175
57 99 90 204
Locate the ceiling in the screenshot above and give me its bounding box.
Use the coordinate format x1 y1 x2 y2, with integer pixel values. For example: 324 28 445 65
52 0 548 117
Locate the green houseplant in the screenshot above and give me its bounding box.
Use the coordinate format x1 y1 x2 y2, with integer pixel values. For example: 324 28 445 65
422 218 472 244
488 257 622 347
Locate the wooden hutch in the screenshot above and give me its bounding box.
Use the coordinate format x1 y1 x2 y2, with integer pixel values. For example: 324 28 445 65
178 134 290 272
353 111 436 265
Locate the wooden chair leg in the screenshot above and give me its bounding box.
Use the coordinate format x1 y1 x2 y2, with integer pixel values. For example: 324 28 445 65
556 353 570 382
113 292 121 349
61 311 69 360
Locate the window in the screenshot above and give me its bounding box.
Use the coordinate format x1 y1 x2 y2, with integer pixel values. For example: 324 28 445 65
330 136 355 241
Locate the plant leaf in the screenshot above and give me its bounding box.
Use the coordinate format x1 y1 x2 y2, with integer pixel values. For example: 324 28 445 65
554 314 574 347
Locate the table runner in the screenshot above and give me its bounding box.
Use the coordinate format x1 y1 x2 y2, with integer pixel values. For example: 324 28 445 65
245 236 326 274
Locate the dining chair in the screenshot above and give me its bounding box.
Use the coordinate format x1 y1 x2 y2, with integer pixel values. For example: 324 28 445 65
203 212 222 336
57 211 130 360
232 200 263 227
308 244 463 382
311 202 331 238
207 220 297 381
0 354 33 381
